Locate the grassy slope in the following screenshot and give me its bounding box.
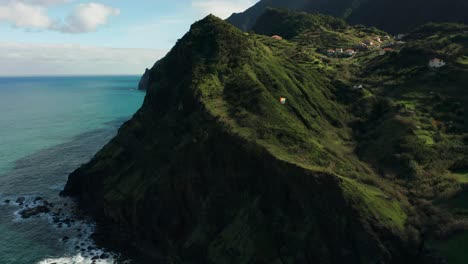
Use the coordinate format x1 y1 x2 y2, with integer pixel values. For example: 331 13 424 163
64 14 418 263
250 9 468 263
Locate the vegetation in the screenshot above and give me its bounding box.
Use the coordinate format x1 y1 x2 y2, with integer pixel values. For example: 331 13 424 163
227 0 468 33
63 10 468 264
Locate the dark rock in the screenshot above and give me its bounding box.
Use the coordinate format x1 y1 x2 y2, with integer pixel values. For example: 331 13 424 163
138 68 151 91
100 253 109 259
34 197 43 203
62 236 69 241
15 197 25 204
3 199 10 204
19 205 50 219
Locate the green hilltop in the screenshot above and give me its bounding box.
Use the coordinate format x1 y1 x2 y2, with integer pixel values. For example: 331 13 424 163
63 10 468 264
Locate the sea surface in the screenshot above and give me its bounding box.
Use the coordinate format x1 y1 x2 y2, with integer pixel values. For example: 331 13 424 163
0 76 145 264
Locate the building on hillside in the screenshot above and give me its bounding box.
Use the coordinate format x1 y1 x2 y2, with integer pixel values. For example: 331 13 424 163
271 35 283 40
375 37 382 43
355 43 369 51
365 40 374 46
345 49 356 56
279 97 287 105
382 42 395 48
379 47 395 55
352 84 364 90
327 49 336 56
429 58 446 68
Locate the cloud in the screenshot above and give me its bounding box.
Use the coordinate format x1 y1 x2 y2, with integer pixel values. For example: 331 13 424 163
18 0 71 5
57 3 120 33
192 0 258 19
0 0 119 33
0 1 53 29
0 42 167 76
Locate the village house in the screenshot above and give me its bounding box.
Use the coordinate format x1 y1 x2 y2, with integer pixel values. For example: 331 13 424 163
396 41 406 46
355 43 369 51
345 49 356 56
327 49 336 56
382 42 395 48
271 35 283 40
352 84 364 91
374 37 382 43
379 47 395 55
365 40 374 46
429 58 446 68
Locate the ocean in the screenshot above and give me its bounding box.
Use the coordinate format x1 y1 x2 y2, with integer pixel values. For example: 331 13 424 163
0 76 145 264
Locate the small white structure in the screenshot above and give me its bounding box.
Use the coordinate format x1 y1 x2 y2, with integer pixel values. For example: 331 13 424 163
279 97 287 105
336 48 344 54
352 84 364 90
429 58 446 68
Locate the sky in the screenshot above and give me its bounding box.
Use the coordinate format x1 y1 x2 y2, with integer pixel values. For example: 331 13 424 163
0 0 258 76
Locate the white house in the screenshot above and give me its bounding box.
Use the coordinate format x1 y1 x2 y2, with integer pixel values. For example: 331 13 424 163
429 58 446 68
352 84 364 90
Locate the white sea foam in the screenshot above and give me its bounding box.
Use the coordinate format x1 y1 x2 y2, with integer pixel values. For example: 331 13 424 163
37 253 115 264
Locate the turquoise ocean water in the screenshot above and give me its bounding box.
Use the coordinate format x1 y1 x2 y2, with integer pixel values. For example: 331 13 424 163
0 76 145 264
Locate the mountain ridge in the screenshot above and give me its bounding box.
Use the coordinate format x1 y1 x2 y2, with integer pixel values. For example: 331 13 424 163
226 0 468 33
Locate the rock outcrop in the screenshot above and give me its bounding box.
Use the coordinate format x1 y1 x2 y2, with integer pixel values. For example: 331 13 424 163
138 68 151 91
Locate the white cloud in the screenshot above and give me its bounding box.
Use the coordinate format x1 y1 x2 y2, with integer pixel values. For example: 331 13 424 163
0 42 167 76
0 0 119 33
0 1 53 29
58 3 120 33
192 0 258 19
19 0 71 5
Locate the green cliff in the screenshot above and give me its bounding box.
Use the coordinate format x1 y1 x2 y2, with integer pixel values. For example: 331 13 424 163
63 10 468 264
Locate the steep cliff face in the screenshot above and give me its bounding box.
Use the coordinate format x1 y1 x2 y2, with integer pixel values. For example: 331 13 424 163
63 15 424 263
138 68 151 91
